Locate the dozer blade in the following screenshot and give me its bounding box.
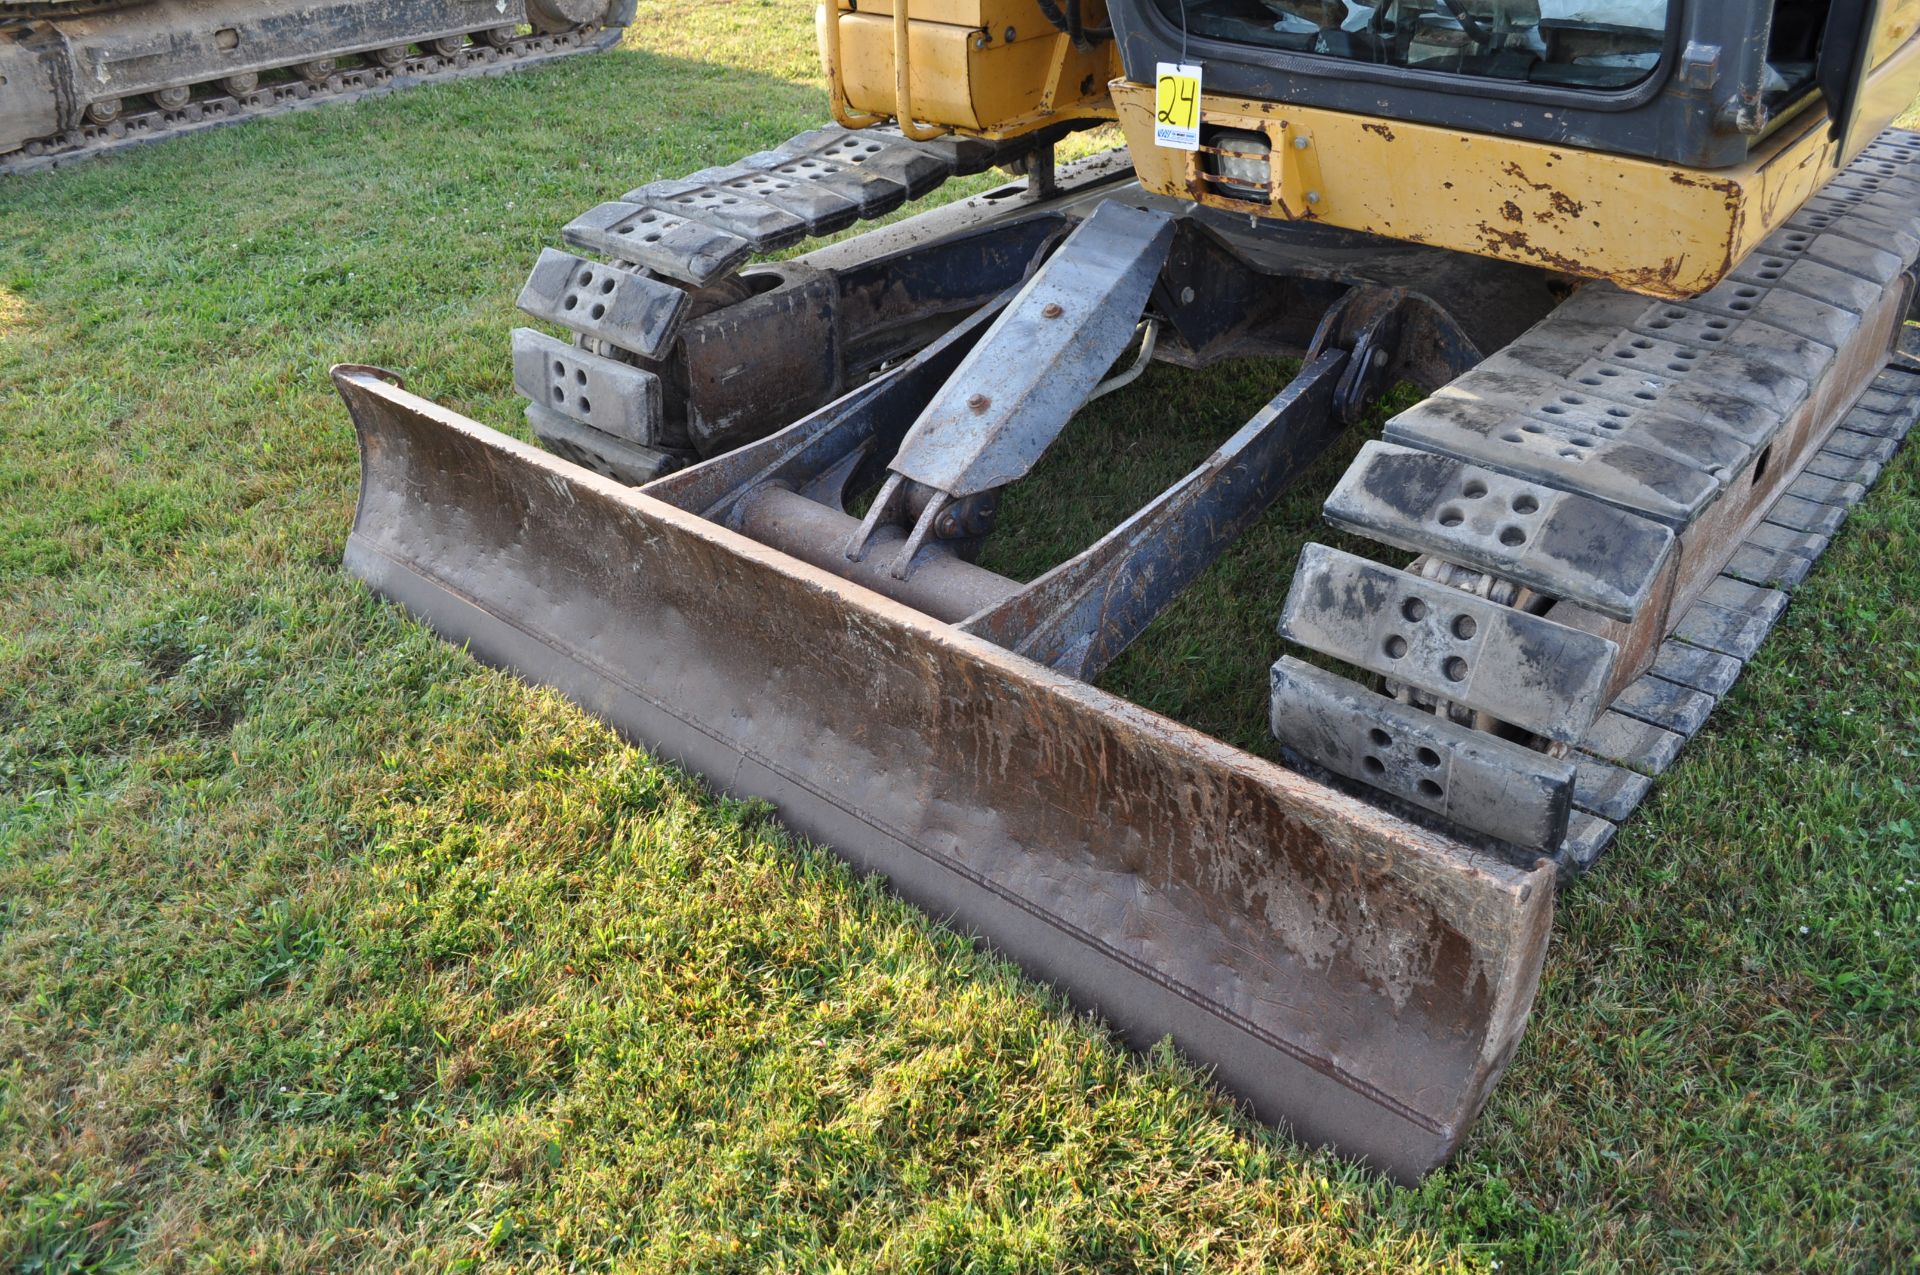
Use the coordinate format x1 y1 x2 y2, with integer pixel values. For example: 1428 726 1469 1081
335 365 1557 1182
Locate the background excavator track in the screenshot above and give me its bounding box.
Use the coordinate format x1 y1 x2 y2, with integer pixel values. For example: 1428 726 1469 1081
0 2 627 173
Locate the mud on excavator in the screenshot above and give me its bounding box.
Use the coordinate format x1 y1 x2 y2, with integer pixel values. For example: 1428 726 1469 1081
332 0 1920 1179
0 0 633 171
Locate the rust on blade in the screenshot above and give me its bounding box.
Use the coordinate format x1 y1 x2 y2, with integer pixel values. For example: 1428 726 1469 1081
334 365 1557 1182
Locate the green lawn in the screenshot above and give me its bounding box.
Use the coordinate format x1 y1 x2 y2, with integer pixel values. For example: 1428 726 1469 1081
3 4 1918 1269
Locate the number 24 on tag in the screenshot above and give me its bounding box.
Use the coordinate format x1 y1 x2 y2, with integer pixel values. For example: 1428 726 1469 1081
1154 63 1201 151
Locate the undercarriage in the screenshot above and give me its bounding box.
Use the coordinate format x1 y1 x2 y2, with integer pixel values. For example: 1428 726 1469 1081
334 123 1920 1179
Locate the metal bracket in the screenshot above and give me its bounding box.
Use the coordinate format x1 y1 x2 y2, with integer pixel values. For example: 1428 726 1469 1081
960 350 1349 679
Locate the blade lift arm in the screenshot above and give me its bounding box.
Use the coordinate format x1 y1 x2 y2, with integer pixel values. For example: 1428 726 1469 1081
642 199 1455 683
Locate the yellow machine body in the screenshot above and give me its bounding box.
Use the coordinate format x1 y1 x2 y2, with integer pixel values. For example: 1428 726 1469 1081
818 0 1920 296
1113 55 1920 299
822 0 1118 134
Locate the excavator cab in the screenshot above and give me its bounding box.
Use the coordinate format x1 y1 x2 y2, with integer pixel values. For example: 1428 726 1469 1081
1121 0 1890 164
332 0 1920 1178
1108 0 1920 291
821 0 1920 292
833 0 1918 164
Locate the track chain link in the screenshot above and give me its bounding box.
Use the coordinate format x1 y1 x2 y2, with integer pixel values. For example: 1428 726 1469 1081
509 120 1076 485
1 23 617 175
1273 130 1920 870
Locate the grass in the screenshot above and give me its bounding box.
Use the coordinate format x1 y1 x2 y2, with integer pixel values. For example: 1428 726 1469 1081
2 3 1917 1268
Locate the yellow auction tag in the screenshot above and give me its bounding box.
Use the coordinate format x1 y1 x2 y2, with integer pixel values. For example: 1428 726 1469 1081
1154 62 1202 151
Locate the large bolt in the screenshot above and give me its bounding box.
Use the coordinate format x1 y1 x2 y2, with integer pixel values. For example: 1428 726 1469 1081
967 393 991 412
1041 302 1063 319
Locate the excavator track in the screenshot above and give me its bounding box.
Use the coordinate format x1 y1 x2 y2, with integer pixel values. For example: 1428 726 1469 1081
504 121 1098 483
1273 131 1920 875
1 14 621 174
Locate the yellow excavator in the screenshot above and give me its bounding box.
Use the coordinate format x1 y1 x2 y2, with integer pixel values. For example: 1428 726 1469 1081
330 0 1919 1179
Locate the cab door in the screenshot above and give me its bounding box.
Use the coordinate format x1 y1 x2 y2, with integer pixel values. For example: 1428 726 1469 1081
1820 0 1920 161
